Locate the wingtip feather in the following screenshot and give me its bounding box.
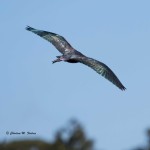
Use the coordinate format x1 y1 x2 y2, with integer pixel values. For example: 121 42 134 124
122 86 126 91
26 26 34 31
119 85 126 91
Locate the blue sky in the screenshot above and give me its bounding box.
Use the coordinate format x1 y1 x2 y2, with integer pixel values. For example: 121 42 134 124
0 0 150 150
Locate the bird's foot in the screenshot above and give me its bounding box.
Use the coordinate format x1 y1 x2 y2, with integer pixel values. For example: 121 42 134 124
52 55 68 64
52 56 62 64
52 59 59 64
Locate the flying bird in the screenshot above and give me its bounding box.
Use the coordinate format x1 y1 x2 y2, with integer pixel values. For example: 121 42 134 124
26 26 126 90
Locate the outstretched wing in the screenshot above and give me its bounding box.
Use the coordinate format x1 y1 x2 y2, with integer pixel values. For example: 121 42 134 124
78 57 126 90
26 26 74 54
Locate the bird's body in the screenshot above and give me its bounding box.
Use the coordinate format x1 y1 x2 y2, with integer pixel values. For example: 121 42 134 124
26 26 126 90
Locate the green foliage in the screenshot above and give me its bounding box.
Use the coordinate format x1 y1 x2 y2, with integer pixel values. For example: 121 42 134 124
0 120 94 150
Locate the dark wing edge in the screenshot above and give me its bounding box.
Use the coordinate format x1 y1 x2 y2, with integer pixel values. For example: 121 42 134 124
26 26 74 54
78 57 126 91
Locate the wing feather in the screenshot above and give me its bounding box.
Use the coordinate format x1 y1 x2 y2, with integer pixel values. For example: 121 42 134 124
26 26 74 54
78 57 126 90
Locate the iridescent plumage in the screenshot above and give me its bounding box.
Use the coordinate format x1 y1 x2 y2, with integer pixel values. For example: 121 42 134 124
26 26 126 90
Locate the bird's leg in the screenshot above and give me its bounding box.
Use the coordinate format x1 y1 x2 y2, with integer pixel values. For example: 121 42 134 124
52 58 62 64
52 55 67 64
